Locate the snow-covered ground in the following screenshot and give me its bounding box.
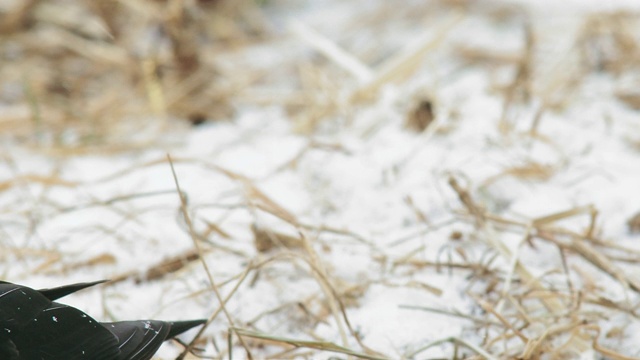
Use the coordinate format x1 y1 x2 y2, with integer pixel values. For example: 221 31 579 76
2 0 640 358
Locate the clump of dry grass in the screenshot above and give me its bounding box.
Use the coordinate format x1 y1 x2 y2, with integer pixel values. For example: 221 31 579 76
0 0 265 152
445 176 640 359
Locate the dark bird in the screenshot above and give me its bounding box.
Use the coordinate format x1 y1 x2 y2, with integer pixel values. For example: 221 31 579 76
0 280 205 360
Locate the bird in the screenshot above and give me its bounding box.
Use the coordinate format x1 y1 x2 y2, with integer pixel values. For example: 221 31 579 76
0 280 206 360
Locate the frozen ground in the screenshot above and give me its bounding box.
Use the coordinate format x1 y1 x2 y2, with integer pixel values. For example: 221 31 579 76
2 0 640 359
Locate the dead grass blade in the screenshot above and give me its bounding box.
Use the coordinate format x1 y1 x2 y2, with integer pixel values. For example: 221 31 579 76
232 328 390 360
405 335 498 360
351 11 463 102
168 154 254 360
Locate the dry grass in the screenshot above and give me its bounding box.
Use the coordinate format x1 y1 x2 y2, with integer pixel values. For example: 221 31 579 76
2 1 640 359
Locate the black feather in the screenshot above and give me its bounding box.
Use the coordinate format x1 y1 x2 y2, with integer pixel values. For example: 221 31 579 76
0 281 205 360
37 280 108 301
103 319 205 360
